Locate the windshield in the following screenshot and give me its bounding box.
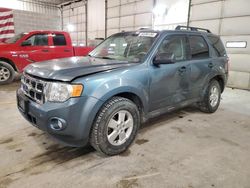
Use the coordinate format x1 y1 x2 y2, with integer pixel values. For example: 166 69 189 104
5 33 26 44
89 32 158 63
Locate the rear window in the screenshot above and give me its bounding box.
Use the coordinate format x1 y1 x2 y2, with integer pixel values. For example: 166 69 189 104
207 35 226 57
189 35 209 59
53 34 66 46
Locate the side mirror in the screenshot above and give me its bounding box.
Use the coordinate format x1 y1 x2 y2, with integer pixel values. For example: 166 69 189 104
153 53 175 65
21 40 32 46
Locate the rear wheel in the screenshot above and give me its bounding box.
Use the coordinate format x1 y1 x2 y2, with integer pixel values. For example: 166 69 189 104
198 80 221 113
90 97 140 156
0 61 15 85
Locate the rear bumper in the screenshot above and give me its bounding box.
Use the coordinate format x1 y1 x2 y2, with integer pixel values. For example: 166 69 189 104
16 88 101 147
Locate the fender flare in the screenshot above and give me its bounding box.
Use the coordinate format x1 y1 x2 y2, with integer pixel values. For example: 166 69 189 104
201 73 226 98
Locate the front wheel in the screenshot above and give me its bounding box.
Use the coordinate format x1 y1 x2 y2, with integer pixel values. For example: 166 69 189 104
198 80 221 113
90 97 140 156
0 61 15 85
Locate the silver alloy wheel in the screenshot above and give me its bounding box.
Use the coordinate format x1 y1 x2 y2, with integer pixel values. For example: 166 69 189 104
209 85 219 107
0 66 10 81
107 110 134 146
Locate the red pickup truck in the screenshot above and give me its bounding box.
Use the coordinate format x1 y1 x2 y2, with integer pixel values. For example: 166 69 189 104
0 30 94 84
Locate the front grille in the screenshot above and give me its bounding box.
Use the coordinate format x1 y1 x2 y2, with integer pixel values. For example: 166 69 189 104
21 73 46 104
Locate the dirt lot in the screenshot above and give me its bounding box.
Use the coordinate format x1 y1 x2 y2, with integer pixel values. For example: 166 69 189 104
0 82 250 188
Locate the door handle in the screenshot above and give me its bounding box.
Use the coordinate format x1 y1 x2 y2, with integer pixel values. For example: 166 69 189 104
64 49 71 52
208 62 214 68
42 49 49 52
178 66 187 73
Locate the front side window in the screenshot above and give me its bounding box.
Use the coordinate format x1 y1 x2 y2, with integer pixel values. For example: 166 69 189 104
53 34 66 46
25 34 48 46
157 36 188 61
89 32 158 63
189 36 209 59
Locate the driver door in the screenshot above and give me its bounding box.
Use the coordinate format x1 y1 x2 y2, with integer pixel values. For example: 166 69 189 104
149 34 191 112
17 33 51 69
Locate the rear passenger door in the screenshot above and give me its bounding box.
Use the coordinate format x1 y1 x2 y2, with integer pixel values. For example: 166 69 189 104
50 33 74 59
18 33 51 68
188 35 212 98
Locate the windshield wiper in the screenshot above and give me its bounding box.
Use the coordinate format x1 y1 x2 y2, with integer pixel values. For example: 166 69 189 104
94 56 116 60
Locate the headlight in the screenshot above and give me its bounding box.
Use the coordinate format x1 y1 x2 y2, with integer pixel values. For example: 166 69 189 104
45 82 83 102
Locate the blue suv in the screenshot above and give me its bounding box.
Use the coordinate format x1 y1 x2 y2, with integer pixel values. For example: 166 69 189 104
17 26 228 155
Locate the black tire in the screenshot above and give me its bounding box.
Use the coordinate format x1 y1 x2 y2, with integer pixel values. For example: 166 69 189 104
90 97 140 156
198 80 221 113
0 61 15 85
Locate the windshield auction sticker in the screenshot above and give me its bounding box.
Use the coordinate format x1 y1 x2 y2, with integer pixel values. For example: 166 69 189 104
138 32 157 37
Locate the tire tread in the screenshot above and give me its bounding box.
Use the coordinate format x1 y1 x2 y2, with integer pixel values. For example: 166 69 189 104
198 79 221 113
90 97 136 155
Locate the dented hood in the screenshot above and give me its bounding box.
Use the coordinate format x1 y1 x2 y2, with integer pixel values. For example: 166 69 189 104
24 56 136 82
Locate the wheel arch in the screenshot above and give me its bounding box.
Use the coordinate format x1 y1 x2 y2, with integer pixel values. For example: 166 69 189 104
210 75 225 93
114 92 145 121
0 57 18 72
84 89 148 138
99 90 147 121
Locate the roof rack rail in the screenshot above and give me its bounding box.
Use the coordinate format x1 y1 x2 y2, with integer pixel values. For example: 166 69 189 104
175 25 211 33
138 27 151 30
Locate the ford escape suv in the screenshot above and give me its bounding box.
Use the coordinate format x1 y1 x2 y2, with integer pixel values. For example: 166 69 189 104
17 26 228 155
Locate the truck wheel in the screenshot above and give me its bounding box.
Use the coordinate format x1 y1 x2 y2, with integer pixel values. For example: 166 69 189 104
0 61 15 85
198 80 221 113
90 97 140 156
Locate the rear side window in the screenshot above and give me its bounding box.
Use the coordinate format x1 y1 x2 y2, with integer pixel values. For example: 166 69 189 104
52 34 67 46
207 35 226 57
189 36 209 59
